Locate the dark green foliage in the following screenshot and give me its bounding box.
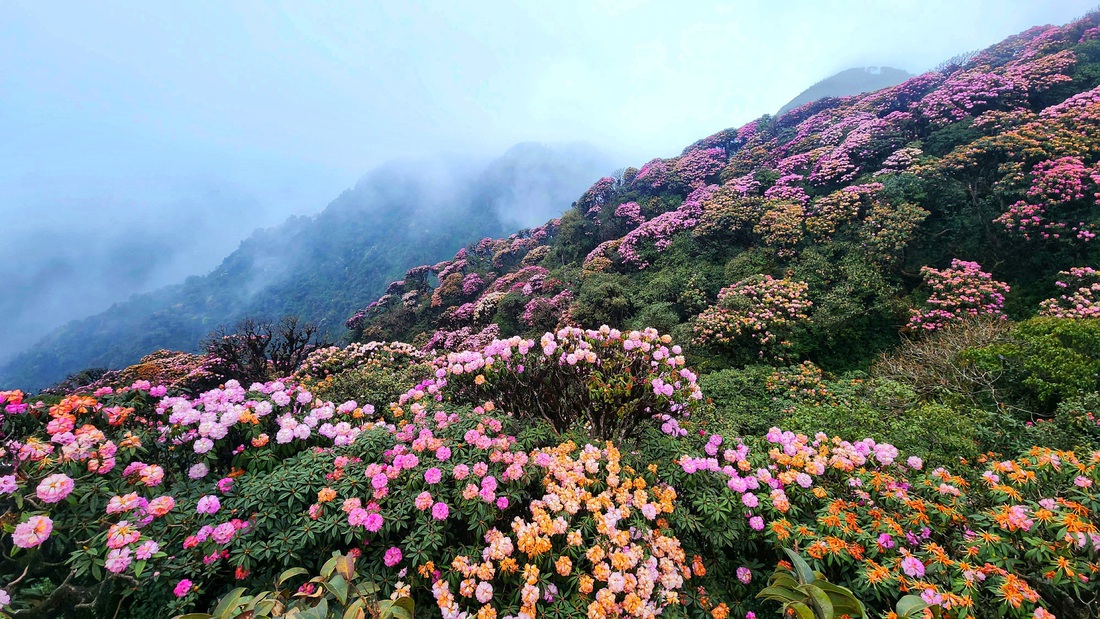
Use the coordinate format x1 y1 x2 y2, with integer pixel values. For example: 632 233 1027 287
313 364 430 411
569 273 636 328
697 366 777 436
967 317 1100 416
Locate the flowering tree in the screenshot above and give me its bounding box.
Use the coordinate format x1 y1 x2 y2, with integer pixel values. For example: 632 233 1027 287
693 275 813 358
1039 267 1100 318
674 147 725 188
421 326 702 441
994 156 1099 242
908 260 1011 331
619 186 716 268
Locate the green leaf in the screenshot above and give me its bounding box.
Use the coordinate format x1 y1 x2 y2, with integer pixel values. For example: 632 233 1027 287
784 601 816 619
394 596 414 618
896 595 931 618
800 584 833 619
325 574 349 605
783 548 816 585
320 556 339 579
343 599 366 619
212 587 246 619
756 586 802 604
278 567 310 586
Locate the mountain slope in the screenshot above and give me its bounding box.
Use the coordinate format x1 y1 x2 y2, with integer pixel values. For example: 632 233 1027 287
351 16 1100 375
0 143 613 391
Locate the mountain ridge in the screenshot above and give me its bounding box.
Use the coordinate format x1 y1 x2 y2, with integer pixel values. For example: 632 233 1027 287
777 66 915 115
1 142 614 391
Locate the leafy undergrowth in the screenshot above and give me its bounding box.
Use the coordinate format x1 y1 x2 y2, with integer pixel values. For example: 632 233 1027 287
2 326 1099 619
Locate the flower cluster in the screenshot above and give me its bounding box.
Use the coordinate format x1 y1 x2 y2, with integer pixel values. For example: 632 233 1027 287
908 260 1011 331
521 290 575 330
293 341 428 383
693 275 812 356
674 147 725 188
1039 267 1100 318
632 159 671 193
434 441 689 619
994 156 1099 242
613 202 645 227
417 326 701 440
619 185 716 269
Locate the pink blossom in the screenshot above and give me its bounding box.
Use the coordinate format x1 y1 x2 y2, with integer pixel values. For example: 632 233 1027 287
900 556 925 578
174 579 193 598
432 502 450 520
12 515 53 549
197 495 221 514
35 473 74 503
135 540 160 560
105 547 133 574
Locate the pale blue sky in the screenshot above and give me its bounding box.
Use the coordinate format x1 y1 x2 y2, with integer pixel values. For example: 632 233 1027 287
0 0 1095 358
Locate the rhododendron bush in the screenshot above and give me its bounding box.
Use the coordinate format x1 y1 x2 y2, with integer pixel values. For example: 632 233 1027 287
908 260 1011 331
1040 267 1100 318
3 321 1100 619
693 275 813 359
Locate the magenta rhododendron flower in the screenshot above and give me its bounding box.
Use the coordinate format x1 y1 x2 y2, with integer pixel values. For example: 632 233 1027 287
364 512 383 532
173 579 192 598
383 546 403 567
431 502 450 520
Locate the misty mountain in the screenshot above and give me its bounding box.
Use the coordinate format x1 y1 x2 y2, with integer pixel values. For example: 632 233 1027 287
777 66 914 116
0 142 614 391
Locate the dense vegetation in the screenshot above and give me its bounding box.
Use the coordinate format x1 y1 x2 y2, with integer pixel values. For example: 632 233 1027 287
3 14 1100 619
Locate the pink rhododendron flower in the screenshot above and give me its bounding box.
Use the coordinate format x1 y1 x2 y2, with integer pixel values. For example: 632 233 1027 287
36 473 74 503
364 513 383 532
384 546 403 567
212 522 236 544
432 502 450 520
105 547 133 573
148 495 176 517
135 540 160 560
197 495 221 514
901 556 925 578
188 463 209 479
13 515 53 548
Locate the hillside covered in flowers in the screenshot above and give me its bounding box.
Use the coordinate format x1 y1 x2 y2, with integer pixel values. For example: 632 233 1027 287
3 13 1100 619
